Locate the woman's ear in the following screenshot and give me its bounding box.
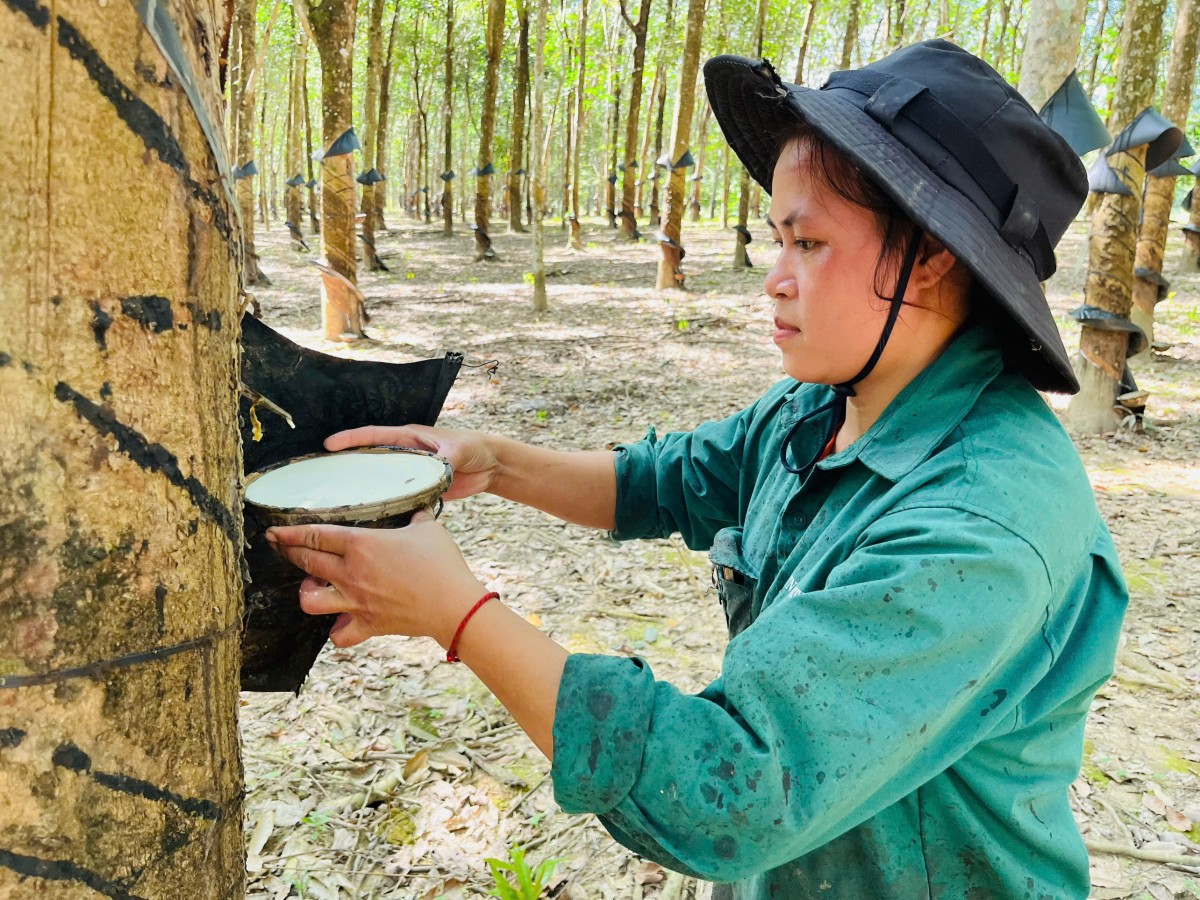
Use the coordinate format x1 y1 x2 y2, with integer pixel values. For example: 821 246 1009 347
912 235 959 289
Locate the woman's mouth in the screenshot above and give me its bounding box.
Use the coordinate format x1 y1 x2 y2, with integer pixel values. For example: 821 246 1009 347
773 317 800 343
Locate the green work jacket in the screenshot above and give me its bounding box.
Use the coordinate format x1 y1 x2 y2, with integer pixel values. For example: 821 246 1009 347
549 326 1128 898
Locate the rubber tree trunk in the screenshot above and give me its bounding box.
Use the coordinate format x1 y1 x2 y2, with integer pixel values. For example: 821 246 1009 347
531 0 549 311
618 0 652 240
442 0 455 236
1016 0 1090 109
793 0 819 84
1131 0 1200 345
286 28 306 235
732 0 767 268
567 0 589 250
475 0 506 259
359 0 385 269
689 101 711 222
309 0 364 339
303 49 320 234
509 1 530 233
841 0 859 68
376 6 402 233
1067 0 1169 433
654 0 706 289
0 0 244 893
233 0 263 283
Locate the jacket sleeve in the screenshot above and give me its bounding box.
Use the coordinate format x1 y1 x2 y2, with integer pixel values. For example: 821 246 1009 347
550 506 1058 882
611 383 796 550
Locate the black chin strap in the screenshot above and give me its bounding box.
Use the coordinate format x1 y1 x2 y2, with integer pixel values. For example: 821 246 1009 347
780 228 925 476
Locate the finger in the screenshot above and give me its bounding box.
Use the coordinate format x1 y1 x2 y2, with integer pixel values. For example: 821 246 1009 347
266 523 353 556
274 544 347 584
408 508 435 526
299 576 358 615
325 425 431 452
328 613 371 648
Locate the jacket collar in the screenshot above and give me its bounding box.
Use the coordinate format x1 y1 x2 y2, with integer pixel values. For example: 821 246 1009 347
781 325 1005 483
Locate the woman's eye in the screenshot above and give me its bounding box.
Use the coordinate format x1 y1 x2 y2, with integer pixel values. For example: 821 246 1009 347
773 239 784 248
796 239 816 251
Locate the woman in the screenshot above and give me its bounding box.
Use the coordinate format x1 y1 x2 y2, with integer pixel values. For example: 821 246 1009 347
268 41 1127 898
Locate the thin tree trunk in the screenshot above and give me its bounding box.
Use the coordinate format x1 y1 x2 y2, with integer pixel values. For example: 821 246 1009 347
475 0 506 259
636 63 661 219
359 0 385 269
1131 0 1200 343
604 22 624 229
655 0 707 289
721 141 732 228
308 0 364 338
442 0 455 236
1086 0 1111 96
793 0 819 83
891 0 906 47
567 0 589 250
689 101 711 222
1068 0 1170 432
233 0 263 283
1 0 243 892
376 6 402 233
531 0 550 309
1017 0 1089 110
648 73 667 227
303 49 320 234
509 1 530 232
619 0 652 239
841 0 860 68
286 24 305 234
733 0 768 268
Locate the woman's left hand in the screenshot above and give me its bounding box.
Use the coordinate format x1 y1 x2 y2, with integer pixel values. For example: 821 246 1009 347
266 510 488 649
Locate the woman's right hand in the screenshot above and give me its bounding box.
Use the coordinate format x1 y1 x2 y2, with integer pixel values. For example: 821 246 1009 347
325 424 499 501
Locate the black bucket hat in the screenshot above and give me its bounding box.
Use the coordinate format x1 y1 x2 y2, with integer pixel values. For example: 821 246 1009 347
704 40 1088 394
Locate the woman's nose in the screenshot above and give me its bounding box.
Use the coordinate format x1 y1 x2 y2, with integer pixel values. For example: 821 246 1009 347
763 255 794 300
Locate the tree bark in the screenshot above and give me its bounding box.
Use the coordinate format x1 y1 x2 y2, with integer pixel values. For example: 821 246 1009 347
531 0 549 310
359 0 385 269
793 0 819 84
1 0 244 893
733 0 768 268
604 22 624 229
442 0 455 236
286 24 305 235
308 0 364 338
475 0 506 259
689 100 711 222
1131 0 1200 343
1017 0 1090 110
655 0 706 289
302 48 320 234
841 0 860 68
509 1 530 233
618 0 652 239
1068 0 1170 432
232 0 263 283
376 5 402 233
567 0 589 250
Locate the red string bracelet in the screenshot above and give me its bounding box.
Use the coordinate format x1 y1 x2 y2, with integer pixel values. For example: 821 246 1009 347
445 591 500 663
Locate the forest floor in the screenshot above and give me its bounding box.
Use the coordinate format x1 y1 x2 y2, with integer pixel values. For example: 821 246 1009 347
239 211 1200 900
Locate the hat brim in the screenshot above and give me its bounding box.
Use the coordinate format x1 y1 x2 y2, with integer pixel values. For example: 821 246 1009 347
705 56 1079 394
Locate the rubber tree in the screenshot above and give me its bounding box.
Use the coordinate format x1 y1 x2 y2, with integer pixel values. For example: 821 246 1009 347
617 0 652 240
441 0 455 236
1067 0 1169 433
303 0 364 339
1130 0 1200 345
359 0 386 269
732 0 767 270
231 0 264 283
530 0 550 310
474 0 506 260
375 5 402 232
285 26 307 234
508 0 530 233
654 0 706 289
566 0 589 250
1 0 244 893
1016 0 1090 110
792 0 819 84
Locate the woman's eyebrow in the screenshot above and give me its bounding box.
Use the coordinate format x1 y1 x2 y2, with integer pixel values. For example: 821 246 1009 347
765 210 811 231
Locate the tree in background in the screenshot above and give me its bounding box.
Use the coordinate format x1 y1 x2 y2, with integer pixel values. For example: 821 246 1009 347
1130 0 1200 345
359 0 386 269
1068 0 1171 433
509 0 531 233
232 0 265 283
531 0 550 310
1017 0 1089 109
654 0 706 289
731 0 767 270
1 0 243 891
617 0 652 240
474 0 506 260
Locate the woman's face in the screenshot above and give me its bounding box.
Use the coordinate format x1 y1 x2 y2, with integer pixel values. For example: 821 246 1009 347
764 140 908 386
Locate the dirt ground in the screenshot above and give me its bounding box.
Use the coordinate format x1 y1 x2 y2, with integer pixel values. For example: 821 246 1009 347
239 209 1200 899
